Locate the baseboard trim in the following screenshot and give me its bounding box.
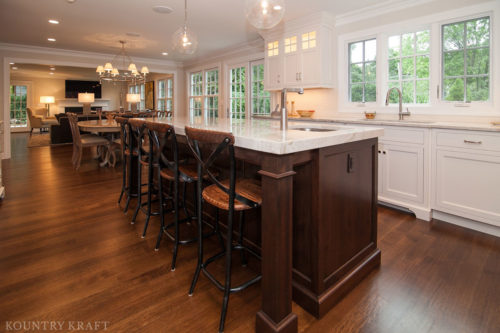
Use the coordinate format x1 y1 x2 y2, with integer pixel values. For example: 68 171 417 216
378 198 432 221
432 210 500 238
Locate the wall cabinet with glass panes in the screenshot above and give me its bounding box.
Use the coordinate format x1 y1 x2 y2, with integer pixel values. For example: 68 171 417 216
263 13 334 90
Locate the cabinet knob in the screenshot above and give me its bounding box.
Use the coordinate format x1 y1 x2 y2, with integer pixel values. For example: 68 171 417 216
383 151 386 154
378 150 381 154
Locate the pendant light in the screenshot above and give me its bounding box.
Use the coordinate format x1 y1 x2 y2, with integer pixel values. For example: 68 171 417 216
172 0 198 54
245 0 285 30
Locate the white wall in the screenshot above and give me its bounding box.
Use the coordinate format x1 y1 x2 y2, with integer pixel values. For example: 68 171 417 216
0 43 183 159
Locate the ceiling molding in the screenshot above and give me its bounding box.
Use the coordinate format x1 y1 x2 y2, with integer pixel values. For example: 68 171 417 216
335 0 435 27
0 42 184 70
183 38 264 69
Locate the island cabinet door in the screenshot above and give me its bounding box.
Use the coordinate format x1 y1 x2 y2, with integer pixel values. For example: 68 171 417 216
292 138 380 318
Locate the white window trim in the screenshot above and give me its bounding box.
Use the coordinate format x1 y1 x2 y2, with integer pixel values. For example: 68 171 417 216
250 59 271 116
156 75 174 113
227 62 249 119
337 1 499 116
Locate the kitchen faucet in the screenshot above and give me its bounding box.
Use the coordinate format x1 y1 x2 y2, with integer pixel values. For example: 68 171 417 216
280 88 304 130
385 87 411 120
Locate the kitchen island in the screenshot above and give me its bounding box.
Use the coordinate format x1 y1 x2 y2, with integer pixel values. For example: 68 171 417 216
146 116 383 333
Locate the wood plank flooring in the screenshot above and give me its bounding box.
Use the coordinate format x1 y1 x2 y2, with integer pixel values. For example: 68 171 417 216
0 133 499 333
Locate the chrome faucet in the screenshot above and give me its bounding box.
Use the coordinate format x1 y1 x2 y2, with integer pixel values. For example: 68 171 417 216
280 88 304 130
385 87 411 120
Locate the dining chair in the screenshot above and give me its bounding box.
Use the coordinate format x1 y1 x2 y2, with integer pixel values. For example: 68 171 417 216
185 126 262 333
67 113 109 170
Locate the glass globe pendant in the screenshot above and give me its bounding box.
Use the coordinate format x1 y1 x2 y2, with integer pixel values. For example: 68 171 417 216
172 0 198 54
245 0 285 30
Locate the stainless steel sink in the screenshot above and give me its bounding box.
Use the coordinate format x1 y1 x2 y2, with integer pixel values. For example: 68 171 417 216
292 127 338 132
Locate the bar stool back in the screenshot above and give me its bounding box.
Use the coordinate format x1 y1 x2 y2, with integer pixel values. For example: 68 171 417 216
185 126 262 333
115 116 133 213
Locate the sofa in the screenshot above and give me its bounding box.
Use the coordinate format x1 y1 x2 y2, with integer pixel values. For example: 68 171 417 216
50 114 100 144
27 107 58 135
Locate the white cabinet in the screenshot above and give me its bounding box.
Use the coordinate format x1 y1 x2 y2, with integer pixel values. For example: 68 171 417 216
432 129 500 227
376 126 431 220
262 12 334 90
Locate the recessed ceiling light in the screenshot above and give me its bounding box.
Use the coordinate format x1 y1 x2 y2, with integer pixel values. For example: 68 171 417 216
162 52 168 56
49 72 54 75
9 62 14 65
47 38 56 42
273 5 282 10
50 67 56 70
67 0 76 3
12 67 18 70
48 19 59 24
152 5 173 14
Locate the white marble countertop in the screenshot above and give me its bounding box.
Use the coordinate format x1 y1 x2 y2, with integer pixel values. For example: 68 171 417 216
148 116 383 155
254 115 500 132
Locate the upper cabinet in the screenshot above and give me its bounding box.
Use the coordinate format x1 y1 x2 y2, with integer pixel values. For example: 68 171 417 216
262 12 334 90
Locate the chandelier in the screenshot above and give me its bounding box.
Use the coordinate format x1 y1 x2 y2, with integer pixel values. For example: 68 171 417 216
96 40 149 83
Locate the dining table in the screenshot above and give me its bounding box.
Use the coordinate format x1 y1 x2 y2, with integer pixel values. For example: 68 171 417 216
78 119 120 167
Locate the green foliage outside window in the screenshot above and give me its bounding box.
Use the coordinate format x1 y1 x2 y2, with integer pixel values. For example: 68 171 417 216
349 39 377 102
442 17 489 102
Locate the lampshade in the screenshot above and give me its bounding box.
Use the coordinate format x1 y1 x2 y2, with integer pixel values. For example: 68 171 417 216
40 96 55 104
104 62 113 72
245 0 285 30
140 66 149 74
111 68 119 76
126 93 141 103
128 63 137 72
96 65 104 74
78 93 95 103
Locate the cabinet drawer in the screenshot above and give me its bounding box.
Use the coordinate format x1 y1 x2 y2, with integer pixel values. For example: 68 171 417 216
436 130 500 152
381 127 426 145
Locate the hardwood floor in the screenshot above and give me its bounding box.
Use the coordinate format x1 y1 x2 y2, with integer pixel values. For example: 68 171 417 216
0 133 499 333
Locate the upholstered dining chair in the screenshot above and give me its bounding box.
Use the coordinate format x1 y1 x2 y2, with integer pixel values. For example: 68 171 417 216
67 113 109 170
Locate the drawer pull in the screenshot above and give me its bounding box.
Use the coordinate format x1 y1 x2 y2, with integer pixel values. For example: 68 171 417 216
464 140 482 144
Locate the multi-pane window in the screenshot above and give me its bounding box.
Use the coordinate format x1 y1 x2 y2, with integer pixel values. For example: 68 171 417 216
189 72 203 117
387 30 430 104
302 31 317 50
251 61 271 116
442 17 490 102
230 66 246 119
157 77 174 113
205 69 219 119
267 41 279 57
128 84 145 110
349 39 377 102
284 36 297 54
10 85 28 127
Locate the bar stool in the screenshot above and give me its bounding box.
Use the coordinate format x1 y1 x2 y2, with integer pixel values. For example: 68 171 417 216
115 116 134 213
185 126 262 333
128 118 158 237
146 122 224 271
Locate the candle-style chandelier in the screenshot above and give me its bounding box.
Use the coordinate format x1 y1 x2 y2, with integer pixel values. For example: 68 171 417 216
96 40 149 83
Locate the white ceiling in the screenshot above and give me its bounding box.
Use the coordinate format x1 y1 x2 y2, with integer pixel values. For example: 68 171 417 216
0 0 379 61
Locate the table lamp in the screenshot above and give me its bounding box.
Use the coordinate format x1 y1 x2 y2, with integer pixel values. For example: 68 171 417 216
126 93 141 112
40 96 55 115
78 93 95 115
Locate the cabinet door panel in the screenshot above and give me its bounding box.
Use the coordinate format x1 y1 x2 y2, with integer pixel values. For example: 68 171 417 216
435 149 500 226
301 50 321 85
265 56 282 90
383 144 424 204
284 53 299 87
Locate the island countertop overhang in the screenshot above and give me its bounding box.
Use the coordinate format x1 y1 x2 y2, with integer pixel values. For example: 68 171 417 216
147 116 384 155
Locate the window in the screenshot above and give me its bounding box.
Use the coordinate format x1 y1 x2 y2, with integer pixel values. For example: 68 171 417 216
189 69 219 118
251 61 271 116
302 31 317 50
189 72 203 117
10 85 28 127
157 76 174 113
285 36 297 53
442 17 490 102
267 41 279 57
230 66 246 119
205 69 219 118
349 39 377 102
128 83 145 110
387 30 430 104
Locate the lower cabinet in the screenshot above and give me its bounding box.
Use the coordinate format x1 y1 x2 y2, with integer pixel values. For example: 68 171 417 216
376 126 431 220
432 129 500 227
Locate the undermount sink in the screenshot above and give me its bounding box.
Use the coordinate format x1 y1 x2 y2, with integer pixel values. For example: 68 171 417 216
362 119 435 124
292 127 338 132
